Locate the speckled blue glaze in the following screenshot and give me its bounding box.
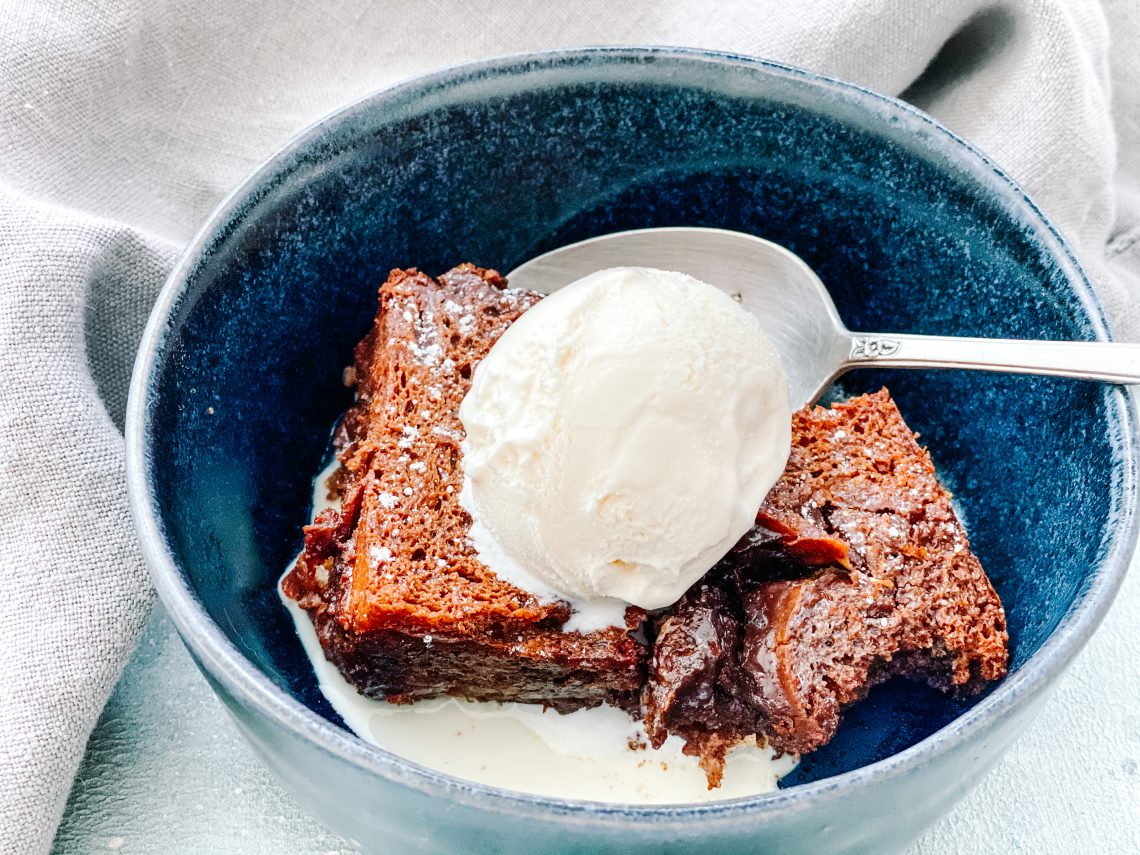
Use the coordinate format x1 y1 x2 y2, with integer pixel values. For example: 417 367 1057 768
127 48 1137 854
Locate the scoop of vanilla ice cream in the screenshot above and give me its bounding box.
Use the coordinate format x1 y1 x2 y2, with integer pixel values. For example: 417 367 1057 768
458 267 791 611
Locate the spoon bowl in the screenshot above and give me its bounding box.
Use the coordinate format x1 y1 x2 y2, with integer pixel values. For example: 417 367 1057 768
510 227 1140 407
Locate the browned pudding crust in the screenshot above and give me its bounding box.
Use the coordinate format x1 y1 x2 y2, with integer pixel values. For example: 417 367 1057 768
643 390 1009 785
283 266 1009 785
282 265 647 712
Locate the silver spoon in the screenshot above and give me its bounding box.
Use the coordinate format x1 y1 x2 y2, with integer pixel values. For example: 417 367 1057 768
508 226 1140 408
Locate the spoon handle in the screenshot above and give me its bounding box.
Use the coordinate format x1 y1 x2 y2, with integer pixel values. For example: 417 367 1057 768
843 333 1140 385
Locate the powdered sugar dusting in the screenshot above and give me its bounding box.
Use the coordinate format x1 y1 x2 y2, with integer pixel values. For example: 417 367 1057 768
432 425 462 441
398 425 419 448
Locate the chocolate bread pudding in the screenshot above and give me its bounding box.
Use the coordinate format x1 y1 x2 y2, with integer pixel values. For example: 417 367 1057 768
643 390 1008 784
283 264 1009 787
282 264 646 712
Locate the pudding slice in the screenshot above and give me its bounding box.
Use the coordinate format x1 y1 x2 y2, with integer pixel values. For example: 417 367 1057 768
282 265 648 713
644 390 1009 784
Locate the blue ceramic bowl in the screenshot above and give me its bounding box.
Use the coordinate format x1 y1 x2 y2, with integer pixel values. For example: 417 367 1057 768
126 48 1137 853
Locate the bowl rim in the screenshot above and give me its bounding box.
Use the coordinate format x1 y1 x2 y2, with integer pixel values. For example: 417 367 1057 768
126 45 1139 827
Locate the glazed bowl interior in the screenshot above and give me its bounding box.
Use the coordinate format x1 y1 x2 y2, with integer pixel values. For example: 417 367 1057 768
132 48 1134 801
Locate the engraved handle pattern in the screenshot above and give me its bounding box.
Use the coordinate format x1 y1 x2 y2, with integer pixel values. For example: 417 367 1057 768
850 336 901 359
844 333 1140 385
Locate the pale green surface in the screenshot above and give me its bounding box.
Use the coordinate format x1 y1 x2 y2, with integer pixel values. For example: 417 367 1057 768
51 606 357 855
53 552 1140 854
